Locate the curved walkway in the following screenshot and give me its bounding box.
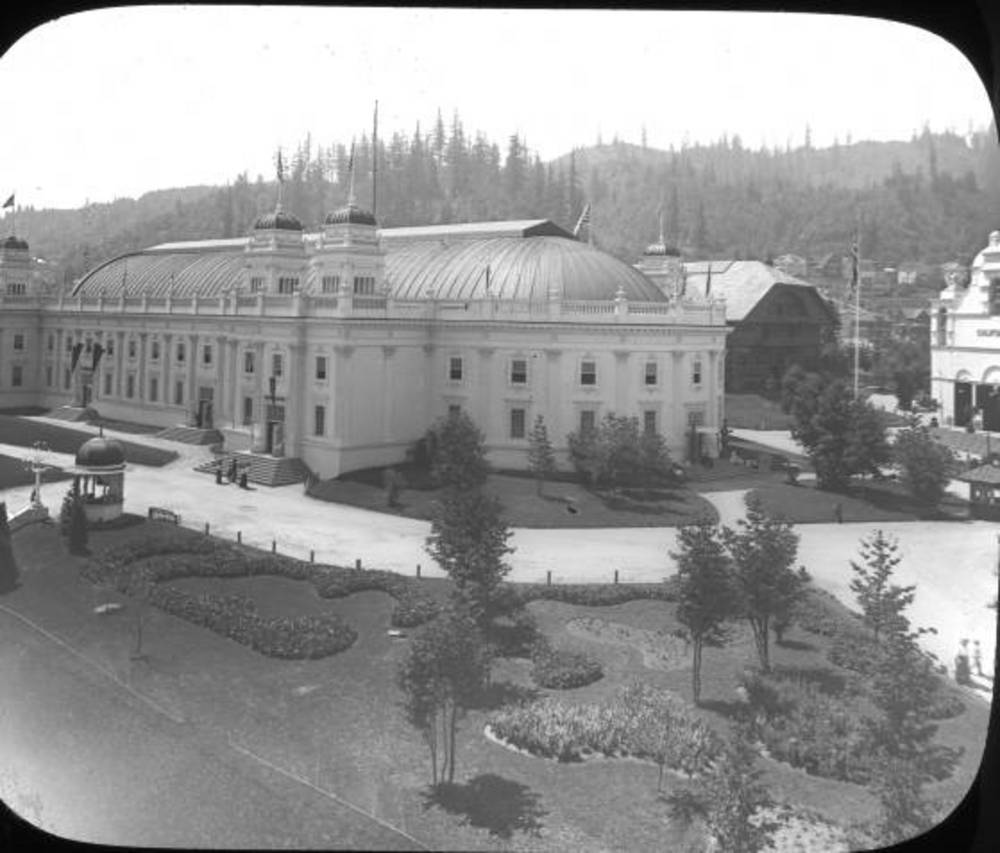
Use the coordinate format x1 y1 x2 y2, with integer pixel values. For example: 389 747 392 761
1 425 995 680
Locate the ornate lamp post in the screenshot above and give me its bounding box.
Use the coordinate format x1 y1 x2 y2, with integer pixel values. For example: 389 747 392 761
23 441 51 508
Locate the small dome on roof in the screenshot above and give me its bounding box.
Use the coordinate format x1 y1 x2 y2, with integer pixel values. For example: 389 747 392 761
3 235 29 251
253 207 303 232
644 240 680 257
75 436 126 468
325 202 377 227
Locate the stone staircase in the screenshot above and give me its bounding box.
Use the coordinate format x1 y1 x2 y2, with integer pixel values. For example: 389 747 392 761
195 451 309 487
155 425 224 446
48 405 97 422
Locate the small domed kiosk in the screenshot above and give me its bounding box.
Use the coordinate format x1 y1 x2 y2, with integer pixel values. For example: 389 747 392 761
71 435 126 523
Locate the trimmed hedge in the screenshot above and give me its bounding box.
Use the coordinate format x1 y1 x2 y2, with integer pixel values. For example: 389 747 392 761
85 534 440 658
488 682 721 773
508 579 679 609
530 640 603 689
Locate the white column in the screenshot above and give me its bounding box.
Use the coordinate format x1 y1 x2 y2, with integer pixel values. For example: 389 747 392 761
614 349 629 415
478 347 495 441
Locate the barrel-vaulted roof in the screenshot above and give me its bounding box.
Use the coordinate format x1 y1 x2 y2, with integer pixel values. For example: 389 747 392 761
73 219 665 303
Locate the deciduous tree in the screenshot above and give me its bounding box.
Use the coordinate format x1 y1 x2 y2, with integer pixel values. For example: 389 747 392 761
671 516 738 704
425 410 490 490
892 420 957 508
397 605 492 786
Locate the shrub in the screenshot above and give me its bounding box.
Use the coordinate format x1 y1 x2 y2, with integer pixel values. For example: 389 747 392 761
488 682 722 773
530 640 603 689
828 632 879 675
507 579 679 609
926 688 965 721
491 607 540 658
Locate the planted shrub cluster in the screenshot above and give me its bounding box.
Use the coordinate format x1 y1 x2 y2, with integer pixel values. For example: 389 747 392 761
740 670 874 784
488 682 721 774
85 534 440 658
529 640 604 690
507 578 679 609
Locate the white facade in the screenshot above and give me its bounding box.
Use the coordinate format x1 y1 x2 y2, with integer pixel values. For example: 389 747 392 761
0 213 729 479
931 230 1000 429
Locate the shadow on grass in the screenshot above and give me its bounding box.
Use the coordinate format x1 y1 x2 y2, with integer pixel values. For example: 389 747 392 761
775 637 818 652
423 775 546 839
697 698 750 720
771 665 851 696
469 680 539 711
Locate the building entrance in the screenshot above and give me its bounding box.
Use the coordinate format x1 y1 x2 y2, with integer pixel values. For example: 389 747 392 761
196 387 214 429
954 382 973 427
265 403 285 456
977 384 1000 431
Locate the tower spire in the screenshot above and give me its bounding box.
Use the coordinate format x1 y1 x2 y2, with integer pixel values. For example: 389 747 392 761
347 139 357 207
372 100 378 218
275 147 285 210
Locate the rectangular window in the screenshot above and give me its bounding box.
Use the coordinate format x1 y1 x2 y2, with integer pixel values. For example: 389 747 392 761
105 338 113 356
277 277 299 294
314 405 326 437
126 374 135 398
315 356 327 380
321 275 340 294
203 344 213 366
272 353 283 378
13 333 24 351
692 358 703 386
510 407 526 439
128 339 137 359
11 365 22 387
243 396 253 424
47 334 54 351
580 359 597 386
644 410 657 435
449 356 463 381
104 372 112 395
249 276 265 293
353 275 375 295
177 342 186 363
151 340 160 361
448 404 461 418
580 409 596 433
644 361 658 386
244 350 255 374
64 367 71 389
66 337 73 352
510 358 527 385
149 376 159 402
46 365 53 387
6 282 26 295
174 381 184 406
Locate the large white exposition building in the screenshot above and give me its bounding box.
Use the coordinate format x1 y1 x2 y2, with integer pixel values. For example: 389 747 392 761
0 195 728 480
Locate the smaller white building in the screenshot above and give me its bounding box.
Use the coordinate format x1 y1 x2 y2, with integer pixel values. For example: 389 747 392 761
931 230 1000 430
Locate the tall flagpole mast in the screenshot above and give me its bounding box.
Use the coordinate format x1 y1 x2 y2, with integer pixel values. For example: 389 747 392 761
372 100 378 219
852 225 861 399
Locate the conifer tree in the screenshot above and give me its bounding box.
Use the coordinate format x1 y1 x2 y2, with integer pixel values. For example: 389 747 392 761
527 415 556 496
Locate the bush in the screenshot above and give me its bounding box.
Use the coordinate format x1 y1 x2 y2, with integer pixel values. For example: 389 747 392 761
740 670 874 784
491 607 540 658
507 578 679 609
926 687 965 721
792 588 866 638
530 640 603 689
828 632 879 675
488 682 722 773
86 534 440 657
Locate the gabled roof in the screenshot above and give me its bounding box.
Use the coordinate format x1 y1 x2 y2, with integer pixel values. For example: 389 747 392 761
957 463 1000 485
379 219 573 243
683 260 832 323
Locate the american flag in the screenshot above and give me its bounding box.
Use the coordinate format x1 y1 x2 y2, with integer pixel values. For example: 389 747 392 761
2 194 13 209
573 203 591 239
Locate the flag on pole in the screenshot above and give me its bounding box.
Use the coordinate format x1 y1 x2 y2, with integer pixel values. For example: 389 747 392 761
848 232 860 298
276 149 285 183
705 263 713 297
573 203 591 239
2 194 13 209
372 100 379 216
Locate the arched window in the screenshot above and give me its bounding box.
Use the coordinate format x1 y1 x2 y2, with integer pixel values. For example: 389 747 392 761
990 278 1000 316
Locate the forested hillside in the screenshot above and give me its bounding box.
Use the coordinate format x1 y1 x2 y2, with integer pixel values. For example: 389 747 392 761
5 111 1000 290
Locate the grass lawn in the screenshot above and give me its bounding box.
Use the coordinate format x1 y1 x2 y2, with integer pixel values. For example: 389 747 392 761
310 471 719 528
748 479 970 524
0 415 177 467
0 452 74 490
7 518 989 851
724 394 795 430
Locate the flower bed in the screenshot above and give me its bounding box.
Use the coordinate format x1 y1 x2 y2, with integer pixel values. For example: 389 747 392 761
530 640 604 689
487 682 721 775
85 534 440 658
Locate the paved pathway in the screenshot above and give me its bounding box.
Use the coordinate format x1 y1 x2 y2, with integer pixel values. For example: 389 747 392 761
1 421 995 679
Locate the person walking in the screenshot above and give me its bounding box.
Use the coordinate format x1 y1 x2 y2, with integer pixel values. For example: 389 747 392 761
833 502 843 524
955 638 971 685
972 640 983 677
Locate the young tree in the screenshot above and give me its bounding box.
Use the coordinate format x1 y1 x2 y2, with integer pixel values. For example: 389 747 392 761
566 413 672 487
527 415 556 496
671 516 738 705
892 421 957 508
722 494 805 672
849 530 916 643
425 487 514 628
0 502 20 594
425 410 490 490
396 605 492 786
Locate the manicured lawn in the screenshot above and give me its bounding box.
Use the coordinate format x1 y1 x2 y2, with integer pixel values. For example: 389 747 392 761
6 519 988 851
310 471 719 528
0 452 74 490
724 394 796 430
0 415 178 467
748 479 970 524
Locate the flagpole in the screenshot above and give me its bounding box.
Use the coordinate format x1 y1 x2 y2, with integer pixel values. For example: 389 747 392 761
372 100 378 219
852 226 861 400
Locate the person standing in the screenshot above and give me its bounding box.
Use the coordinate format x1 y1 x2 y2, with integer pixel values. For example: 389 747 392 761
972 640 983 677
955 638 971 685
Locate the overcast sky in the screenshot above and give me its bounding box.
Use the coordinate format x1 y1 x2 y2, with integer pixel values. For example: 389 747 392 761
0 6 993 210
